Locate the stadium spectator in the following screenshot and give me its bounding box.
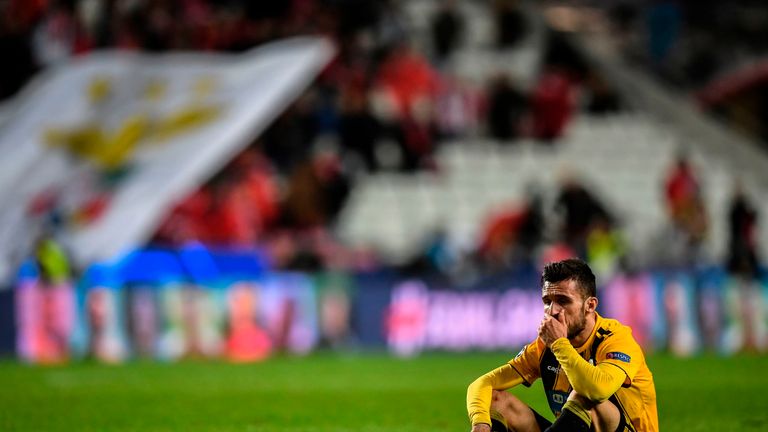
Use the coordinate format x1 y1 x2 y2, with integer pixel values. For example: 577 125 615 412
467 259 658 432
204 174 261 246
153 147 280 246
663 153 708 257
530 66 577 142
281 148 351 229
430 0 464 66
726 181 760 278
34 230 71 288
374 43 441 169
476 187 544 271
32 230 74 363
486 72 528 141
554 172 614 258
234 149 281 232
31 1 80 67
721 186 767 353
338 87 381 172
401 227 453 279
584 72 621 115
585 218 625 280
261 96 318 176
434 75 482 139
493 0 528 49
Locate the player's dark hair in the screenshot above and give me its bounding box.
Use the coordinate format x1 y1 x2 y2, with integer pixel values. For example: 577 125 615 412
541 258 596 299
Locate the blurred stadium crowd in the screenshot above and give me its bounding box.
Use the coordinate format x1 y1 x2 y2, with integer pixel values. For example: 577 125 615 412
1 0 628 273
546 0 768 149
3 0 768 362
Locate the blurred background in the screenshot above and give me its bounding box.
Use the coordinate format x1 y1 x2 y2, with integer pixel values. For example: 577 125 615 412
1 0 768 364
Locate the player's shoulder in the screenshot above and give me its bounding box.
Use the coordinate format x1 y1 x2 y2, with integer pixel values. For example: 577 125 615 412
595 316 633 340
509 337 546 362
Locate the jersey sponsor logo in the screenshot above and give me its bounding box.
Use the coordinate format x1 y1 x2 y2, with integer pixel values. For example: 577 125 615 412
545 390 570 415
547 365 559 374
606 352 631 362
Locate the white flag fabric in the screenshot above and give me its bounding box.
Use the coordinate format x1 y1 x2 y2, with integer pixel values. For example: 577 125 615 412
0 37 335 280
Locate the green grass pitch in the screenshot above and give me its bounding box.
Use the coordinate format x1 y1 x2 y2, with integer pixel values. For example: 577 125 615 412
0 352 766 431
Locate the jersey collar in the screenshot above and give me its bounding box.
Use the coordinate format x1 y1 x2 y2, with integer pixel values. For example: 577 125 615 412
573 312 603 354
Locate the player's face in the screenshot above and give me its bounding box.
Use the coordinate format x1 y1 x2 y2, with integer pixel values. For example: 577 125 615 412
542 279 589 340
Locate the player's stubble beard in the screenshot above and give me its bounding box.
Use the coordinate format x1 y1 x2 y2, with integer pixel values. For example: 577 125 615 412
566 301 588 339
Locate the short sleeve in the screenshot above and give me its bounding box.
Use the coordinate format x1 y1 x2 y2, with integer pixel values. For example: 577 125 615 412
595 327 643 384
508 338 544 386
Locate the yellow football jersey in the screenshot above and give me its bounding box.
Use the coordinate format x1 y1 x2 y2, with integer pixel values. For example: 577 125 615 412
508 313 658 431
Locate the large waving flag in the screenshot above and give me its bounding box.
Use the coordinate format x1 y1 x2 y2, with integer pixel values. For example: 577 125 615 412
0 37 334 279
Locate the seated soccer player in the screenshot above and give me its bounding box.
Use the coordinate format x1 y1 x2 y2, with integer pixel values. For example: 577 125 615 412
467 259 658 432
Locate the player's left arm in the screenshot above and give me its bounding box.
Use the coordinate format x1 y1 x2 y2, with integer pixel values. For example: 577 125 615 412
550 338 627 402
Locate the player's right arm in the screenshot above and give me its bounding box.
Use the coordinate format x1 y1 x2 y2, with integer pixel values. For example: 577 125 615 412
467 363 527 427
467 340 542 428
